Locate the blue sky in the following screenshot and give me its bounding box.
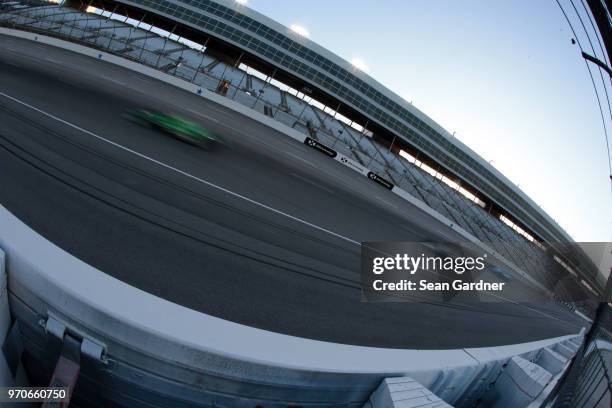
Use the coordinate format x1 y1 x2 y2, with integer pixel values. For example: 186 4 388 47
243 0 612 243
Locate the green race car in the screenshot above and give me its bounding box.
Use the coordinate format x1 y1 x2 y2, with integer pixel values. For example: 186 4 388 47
125 108 222 149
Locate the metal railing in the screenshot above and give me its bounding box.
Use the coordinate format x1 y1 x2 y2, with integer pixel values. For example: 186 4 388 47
568 328 612 407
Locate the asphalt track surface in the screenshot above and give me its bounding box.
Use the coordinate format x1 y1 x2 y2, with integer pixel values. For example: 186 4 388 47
0 35 587 349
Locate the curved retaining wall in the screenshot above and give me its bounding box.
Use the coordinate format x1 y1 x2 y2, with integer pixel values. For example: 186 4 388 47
0 203 582 406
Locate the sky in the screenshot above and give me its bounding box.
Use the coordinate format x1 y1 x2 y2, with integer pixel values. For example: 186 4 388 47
241 0 612 244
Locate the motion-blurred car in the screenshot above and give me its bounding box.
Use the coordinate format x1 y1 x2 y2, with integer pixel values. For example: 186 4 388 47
125 108 223 149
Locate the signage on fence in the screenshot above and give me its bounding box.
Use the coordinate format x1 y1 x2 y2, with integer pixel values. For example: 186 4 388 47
304 137 337 158
367 171 394 190
338 155 366 173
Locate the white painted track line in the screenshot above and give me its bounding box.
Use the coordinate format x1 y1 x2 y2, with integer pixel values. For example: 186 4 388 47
0 90 360 246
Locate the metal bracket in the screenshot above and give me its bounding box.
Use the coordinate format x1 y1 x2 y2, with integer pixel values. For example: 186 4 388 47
44 315 107 364
41 315 108 406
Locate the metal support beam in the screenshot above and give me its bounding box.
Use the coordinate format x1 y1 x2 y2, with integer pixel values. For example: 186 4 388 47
582 51 612 77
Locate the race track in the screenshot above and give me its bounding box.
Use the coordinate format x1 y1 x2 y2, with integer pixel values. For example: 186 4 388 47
0 35 586 348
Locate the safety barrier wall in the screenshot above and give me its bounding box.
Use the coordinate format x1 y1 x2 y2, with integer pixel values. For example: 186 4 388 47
0 203 584 406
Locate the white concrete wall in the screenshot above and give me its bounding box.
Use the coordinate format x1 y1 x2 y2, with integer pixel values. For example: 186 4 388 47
0 204 584 405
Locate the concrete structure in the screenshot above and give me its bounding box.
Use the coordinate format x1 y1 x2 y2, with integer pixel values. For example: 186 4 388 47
364 377 453 408
480 356 553 408
0 203 584 406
